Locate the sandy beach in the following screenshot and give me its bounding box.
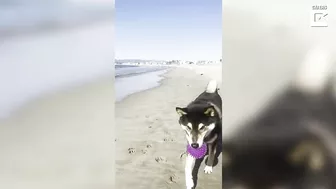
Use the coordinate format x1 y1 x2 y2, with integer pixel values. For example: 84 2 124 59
115 66 222 189
0 76 115 189
0 65 221 189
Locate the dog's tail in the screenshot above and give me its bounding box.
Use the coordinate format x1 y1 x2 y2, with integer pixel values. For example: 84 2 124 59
294 46 334 94
206 80 218 93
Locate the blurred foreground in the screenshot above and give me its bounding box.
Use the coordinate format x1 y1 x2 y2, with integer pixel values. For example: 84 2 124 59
222 0 336 188
222 0 336 138
0 1 114 189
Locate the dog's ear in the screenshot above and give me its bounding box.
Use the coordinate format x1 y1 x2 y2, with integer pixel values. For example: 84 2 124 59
204 106 215 117
176 107 187 116
288 140 326 171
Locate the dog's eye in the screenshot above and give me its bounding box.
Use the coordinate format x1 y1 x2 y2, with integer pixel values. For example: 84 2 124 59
182 124 191 130
198 123 206 130
186 123 193 130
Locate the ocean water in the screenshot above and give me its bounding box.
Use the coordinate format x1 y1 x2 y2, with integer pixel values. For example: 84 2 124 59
0 1 114 119
115 65 169 102
0 2 168 118
0 22 114 119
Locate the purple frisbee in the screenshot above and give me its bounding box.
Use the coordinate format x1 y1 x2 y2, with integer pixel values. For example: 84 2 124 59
187 143 207 159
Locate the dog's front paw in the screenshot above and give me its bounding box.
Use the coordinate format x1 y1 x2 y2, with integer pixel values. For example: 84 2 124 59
186 177 194 189
204 165 213 174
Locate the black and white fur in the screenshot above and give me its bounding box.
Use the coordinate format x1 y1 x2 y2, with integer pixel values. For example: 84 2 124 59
222 47 336 189
176 80 222 189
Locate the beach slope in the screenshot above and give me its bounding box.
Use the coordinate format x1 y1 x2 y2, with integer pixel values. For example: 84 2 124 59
116 67 222 189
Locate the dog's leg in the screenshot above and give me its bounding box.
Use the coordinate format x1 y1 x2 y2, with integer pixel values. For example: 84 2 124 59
204 143 216 174
185 154 195 189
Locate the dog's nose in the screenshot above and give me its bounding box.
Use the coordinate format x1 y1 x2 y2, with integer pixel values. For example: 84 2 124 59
191 143 199 149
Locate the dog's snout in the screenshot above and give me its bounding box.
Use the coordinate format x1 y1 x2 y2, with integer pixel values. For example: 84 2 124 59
191 143 199 148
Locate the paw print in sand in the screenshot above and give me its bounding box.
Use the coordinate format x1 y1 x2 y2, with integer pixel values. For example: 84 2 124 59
141 149 148 154
155 156 167 163
163 138 174 142
168 174 179 183
128 148 136 154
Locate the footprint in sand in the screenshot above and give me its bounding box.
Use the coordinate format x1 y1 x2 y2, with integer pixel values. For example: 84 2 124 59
128 148 136 154
163 138 174 142
168 174 179 183
141 149 148 154
155 156 167 163
141 144 153 154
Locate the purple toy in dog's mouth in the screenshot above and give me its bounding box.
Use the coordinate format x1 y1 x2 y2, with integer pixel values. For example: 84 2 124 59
187 143 207 159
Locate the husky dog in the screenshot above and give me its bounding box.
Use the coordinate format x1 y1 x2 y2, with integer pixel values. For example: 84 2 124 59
176 80 222 189
222 47 336 189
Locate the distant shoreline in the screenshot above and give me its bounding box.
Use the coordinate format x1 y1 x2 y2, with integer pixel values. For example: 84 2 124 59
115 68 168 79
